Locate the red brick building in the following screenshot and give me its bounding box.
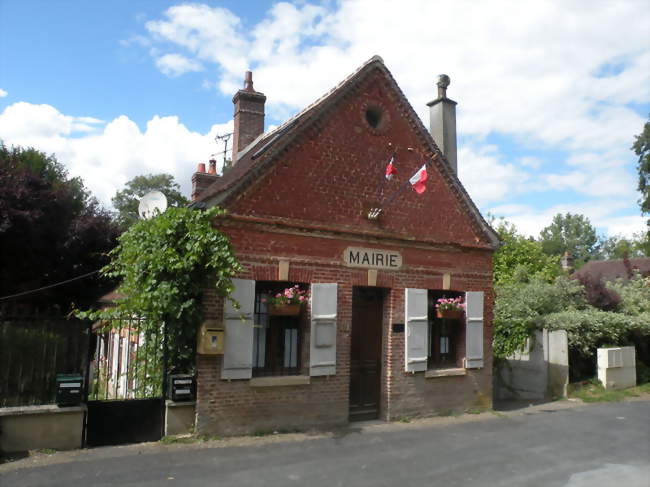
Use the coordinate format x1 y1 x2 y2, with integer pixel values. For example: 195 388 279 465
191 56 499 436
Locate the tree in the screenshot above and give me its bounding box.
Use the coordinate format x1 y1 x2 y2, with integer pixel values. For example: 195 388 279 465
539 213 600 267
632 116 650 252
598 233 648 259
0 143 119 311
492 219 560 285
112 173 189 229
78 206 241 374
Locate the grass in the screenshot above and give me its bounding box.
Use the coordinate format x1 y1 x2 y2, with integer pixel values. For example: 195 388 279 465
568 379 650 403
464 408 483 415
160 434 220 445
36 448 56 455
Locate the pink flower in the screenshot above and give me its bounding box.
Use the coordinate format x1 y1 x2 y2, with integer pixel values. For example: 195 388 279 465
261 298 267 303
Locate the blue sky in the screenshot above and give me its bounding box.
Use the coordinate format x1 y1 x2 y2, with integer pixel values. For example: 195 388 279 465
1 0 648 238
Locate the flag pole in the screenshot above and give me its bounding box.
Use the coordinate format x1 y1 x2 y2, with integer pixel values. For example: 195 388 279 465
367 151 437 220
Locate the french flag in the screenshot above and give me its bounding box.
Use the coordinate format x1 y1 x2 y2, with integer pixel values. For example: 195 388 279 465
385 156 397 180
409 164 428 194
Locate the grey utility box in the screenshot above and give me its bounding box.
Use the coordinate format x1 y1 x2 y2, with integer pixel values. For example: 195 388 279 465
56 373 84 407
168 374 195 402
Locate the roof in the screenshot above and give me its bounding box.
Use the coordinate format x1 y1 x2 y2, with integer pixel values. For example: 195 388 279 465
198 55 499 249
573 258 650 282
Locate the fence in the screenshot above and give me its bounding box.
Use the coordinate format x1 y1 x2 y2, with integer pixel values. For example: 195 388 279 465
0 317 90 407
89 318 164 400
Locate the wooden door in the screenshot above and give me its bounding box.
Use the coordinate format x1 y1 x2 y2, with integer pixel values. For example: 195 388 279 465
349 287 383 421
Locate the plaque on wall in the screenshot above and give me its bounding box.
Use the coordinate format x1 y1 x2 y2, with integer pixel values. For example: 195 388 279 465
343 247 402 270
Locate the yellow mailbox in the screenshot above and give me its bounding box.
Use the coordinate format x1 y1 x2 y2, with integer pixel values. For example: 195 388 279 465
198 320 224 355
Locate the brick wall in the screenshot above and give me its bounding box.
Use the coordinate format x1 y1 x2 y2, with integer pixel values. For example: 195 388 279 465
195 227 493 436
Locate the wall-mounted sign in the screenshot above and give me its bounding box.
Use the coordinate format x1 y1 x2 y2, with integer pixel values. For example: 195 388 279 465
343 247 402 270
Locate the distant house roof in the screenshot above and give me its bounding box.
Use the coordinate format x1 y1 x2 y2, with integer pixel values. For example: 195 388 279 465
573 258 650 282
196 55 499 248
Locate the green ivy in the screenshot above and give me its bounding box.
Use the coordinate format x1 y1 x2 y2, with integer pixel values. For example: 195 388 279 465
77 206 241 375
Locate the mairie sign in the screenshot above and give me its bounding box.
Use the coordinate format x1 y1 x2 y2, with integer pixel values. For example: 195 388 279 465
343 247 402 270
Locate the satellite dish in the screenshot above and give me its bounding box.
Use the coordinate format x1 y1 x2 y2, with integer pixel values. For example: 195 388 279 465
138 191 168 220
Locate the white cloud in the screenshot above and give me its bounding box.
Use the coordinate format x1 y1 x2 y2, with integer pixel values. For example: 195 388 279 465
155 53 203 77
0 101 232 208
458 145 531 206
5 1 648 239
0 89 7 98
137 1 648 226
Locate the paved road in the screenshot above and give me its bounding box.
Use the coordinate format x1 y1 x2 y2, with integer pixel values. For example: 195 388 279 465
2 400 649 487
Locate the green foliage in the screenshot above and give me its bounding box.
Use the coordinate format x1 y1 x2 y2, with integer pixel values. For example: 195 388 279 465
608 273 650 316
539 213 600 267
78 206 241 374
545 309 650 355
112 173 189 230
492 220 560 285
0 142 118 309
633 116 650 217
495 271 650 361
493 276 586 358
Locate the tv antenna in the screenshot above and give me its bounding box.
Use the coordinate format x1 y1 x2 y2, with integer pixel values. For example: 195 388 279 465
215 132 233 165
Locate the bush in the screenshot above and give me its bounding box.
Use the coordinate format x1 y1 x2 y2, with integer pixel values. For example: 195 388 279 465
493 276 586 358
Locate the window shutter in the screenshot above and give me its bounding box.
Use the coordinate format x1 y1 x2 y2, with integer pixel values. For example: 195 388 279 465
221 278 255 380
309 283 338 376
465 291 484 369
405 288 428 372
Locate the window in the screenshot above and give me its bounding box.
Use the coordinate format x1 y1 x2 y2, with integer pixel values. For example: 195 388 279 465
427 290 465 369
252 282 305 377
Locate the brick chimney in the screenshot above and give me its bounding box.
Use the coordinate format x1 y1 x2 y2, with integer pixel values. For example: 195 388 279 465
427 74 457 174
191 158 219 201
232 71 266 162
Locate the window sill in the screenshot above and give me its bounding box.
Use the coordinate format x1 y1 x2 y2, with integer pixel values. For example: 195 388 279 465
249 375 311 388
425 368 466 379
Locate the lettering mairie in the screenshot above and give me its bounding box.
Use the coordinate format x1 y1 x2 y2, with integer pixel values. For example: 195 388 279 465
343 247 402 270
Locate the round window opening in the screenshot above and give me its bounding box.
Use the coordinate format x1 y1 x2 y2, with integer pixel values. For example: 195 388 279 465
365 106 384 129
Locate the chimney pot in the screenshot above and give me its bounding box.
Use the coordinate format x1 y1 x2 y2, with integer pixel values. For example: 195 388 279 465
437 74 450 98
197 162 206 173
244 71 254 91
208 158 217 174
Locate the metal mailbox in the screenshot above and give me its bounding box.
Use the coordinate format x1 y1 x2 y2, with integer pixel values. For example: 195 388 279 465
56 373 83 407
168 374 196 402
197 320 224 355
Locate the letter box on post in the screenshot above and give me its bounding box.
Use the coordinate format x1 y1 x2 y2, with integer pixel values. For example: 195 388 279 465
197 320 224 355
168 374 196 402
56 373 83 407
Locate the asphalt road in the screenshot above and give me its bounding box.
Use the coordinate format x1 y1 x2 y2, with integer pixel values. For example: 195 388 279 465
2 400 649 487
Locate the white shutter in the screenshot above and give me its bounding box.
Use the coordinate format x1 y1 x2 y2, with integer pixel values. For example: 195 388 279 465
465 291 484 369
309 283 338 376
221 278 255 380
405 288 428 372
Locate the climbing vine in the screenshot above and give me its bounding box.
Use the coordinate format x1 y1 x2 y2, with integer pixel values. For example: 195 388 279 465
78 206 241 374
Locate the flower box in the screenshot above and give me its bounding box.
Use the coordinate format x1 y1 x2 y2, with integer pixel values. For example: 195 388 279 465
436 309 464 320
268 303 301 316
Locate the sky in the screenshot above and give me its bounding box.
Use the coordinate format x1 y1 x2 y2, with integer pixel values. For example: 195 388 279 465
0 0 648 238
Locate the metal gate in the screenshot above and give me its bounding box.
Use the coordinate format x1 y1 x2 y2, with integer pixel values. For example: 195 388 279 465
85 318 165 447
